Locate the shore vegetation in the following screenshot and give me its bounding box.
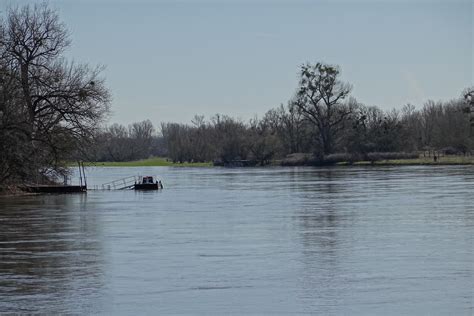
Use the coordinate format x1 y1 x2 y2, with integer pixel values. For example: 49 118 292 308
0 4 110 186
84 157 212 167
1 4 473 189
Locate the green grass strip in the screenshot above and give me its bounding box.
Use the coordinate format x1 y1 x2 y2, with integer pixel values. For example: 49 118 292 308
81 157 212 167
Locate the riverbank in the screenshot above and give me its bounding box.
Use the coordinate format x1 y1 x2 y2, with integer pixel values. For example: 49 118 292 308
85 157 212 167
0 185 38 197
337 156 474 166
85 155 474 168
3 156 472 197
279 152 474 166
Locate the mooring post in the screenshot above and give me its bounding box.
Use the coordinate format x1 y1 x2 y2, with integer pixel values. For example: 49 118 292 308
81 162 87 190
78 161 83 187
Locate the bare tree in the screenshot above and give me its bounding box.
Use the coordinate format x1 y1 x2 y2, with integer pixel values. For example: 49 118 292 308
129 119 155 158
295 62 353 156
161 122 192 163
103 123 132 161
0 3 110 183
211 114 248 163
279 101 310 154
248 116 280 165
464 87 474 134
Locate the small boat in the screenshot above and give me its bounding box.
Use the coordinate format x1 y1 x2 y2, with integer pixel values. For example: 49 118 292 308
134 176 163 190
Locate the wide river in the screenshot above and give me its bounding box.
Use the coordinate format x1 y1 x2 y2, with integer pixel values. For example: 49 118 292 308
0 166 473 314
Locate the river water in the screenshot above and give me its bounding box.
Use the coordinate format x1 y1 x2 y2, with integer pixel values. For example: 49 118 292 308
0 166 473 314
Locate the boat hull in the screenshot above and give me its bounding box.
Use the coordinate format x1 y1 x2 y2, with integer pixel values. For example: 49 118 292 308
134 183 159 190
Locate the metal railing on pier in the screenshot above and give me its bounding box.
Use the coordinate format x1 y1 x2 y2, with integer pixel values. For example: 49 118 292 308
100 176 139 190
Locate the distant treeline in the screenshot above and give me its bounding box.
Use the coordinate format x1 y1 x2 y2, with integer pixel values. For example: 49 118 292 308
1 4 473 188
91 97 473 165
90 63 473 165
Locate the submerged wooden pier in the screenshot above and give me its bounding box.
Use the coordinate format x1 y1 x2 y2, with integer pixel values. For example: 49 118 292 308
21 161 88 194
22 185 87 193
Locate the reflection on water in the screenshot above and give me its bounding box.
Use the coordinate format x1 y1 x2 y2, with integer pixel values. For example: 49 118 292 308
0 195 105 313
0 166 473 314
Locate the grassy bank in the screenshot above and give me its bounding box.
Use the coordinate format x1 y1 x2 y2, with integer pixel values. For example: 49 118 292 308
84 157 212 167
78 155 474 168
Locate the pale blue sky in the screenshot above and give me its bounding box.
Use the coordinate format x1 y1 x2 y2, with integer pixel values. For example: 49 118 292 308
2 0 472 124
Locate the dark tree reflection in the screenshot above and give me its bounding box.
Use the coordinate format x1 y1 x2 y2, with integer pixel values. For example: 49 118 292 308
290 168 357 310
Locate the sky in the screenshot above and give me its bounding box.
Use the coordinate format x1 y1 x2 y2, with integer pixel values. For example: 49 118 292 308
1 0 472 125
